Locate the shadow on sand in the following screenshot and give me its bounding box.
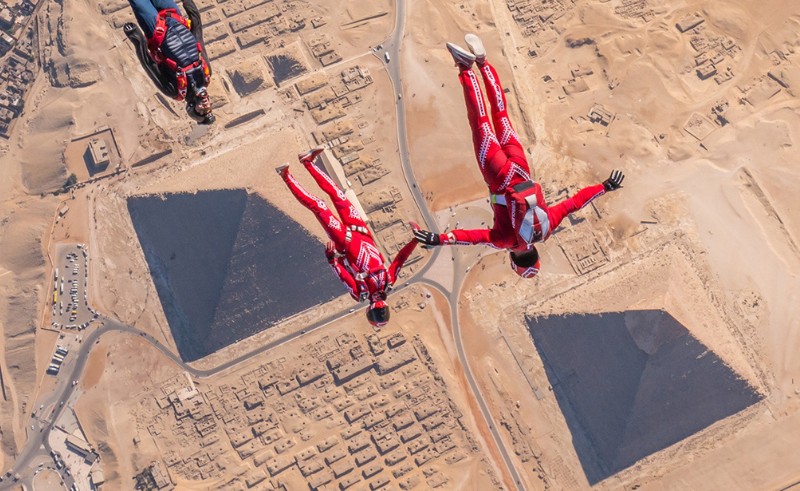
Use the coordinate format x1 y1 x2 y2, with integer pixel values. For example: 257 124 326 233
527 310 761 484
128 190 341 362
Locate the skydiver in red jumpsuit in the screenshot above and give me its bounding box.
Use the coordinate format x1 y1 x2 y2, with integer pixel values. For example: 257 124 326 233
413 34 625 278
276 149 419 326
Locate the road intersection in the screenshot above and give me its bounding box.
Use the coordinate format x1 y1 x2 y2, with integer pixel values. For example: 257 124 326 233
2 2 526 489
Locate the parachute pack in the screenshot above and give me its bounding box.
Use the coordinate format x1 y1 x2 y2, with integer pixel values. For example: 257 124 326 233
146 9 210 101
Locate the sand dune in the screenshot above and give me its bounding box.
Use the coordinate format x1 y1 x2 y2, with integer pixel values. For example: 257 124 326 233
0 198 56 462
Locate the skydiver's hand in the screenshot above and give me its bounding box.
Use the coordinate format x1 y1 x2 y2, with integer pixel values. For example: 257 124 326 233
603 170 625 192
413 229 441 246
325 242 338 262
123 22 138 35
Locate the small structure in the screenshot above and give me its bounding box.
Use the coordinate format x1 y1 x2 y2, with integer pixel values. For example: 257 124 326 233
0 32 13 52
0 107 13 134
587 104 615 126
0 8 14 30
90 468 105 487
65 434 92 458
696 63 717 80
87 138 110 172
675 12 704 33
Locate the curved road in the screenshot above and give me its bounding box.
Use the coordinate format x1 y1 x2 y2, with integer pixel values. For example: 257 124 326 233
420 273 525 491
4 2 525 490
2 277 428 487
377 3 524 490
382 0 432 230
2 300 362 486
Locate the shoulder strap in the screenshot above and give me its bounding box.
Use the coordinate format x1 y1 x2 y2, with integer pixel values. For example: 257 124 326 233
147 9 191 57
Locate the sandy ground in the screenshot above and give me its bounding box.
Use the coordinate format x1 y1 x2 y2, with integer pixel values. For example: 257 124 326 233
0 0 162 465
75 288 501 489
33 468 66 490
404 0 800 489
74 331 186 486
2 0 800 489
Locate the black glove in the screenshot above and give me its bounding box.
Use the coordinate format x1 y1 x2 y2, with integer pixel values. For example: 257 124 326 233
123 22 138 36
603 170 625 191
324 242 338 263
414 229 441 246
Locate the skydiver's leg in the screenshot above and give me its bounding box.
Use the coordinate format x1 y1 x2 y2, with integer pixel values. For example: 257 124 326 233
545 184 606 231
301 157 367 229
127 0 159 36
279 168 347 248
477 61 527 168
151 0 182 13
458 68 509 194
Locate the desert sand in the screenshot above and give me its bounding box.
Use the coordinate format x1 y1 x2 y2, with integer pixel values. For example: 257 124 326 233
1 0 800 490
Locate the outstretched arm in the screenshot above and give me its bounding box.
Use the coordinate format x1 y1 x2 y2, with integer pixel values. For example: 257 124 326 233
545 171 623 233
386 239 419 285
414 227 510 249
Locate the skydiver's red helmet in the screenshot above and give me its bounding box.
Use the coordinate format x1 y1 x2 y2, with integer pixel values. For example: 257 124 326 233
510 247 540 279
366 300 390 327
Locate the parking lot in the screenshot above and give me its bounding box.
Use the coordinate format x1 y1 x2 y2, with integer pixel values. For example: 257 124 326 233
52 243 96 329
49 426 93 491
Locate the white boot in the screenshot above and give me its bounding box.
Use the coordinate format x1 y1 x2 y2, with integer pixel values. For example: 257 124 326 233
464 33 486 65
446 42 476 69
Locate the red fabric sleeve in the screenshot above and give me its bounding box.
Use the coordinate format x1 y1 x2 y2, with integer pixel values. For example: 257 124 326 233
438 227 512 249
329 258 360 301
386 239 419 285
545 183 606 231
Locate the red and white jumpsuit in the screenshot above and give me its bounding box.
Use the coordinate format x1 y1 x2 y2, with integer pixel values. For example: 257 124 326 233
437 62 606 252
281 160 418 302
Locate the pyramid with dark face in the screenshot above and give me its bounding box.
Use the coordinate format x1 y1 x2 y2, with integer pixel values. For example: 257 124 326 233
527 310 762 484
128 190 341 362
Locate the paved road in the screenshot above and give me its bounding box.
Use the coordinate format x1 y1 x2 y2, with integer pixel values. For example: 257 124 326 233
4 2 525 489
0 301 356 489
378 3 525 490
378 0 438 234
425 269 526 491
